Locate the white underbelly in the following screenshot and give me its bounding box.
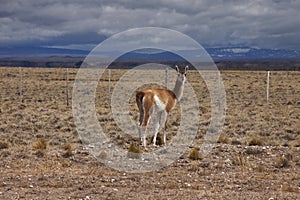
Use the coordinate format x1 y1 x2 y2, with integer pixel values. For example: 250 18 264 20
154 95 166 111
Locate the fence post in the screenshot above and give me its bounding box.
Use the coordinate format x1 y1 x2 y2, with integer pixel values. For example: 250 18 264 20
266 71 270 105
66 68 69 106
19 66 23 103
165 68 168 89
217 71 221 110
108 69 111 106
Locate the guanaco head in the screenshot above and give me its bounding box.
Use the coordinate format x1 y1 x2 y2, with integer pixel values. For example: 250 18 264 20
175 65 188 83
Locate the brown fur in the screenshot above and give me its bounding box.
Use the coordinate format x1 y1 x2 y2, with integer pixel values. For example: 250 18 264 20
136 65 188 146
136 89 176 129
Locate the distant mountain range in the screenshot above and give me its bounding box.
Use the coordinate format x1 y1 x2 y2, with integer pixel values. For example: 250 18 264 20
0 46 300 70
119 47 300 60
1 46 300 60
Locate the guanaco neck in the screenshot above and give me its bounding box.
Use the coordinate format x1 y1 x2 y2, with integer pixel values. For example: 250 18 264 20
173 78 185 102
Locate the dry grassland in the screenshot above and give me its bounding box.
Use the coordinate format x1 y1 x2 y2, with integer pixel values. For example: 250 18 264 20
0 67 299 199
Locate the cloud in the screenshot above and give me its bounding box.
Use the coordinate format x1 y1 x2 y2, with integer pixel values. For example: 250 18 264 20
0 0 299 50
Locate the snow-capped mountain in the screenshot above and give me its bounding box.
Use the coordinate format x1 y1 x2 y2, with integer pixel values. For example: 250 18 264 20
206 47 300 60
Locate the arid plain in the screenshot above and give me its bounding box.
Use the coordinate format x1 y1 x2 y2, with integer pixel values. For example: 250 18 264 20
0 67 299 199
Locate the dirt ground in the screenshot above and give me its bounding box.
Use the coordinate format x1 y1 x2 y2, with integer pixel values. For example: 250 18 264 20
0 67 299 199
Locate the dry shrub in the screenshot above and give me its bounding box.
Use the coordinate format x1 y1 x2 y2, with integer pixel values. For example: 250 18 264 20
288 138 300 147
61 160 72 168
248 136 264 146
150 134 163 146
218 133 232 144
35 150 45 157
164 182 178 190
32 138 47 150
281 184 299 193
231 139 242 145
231 153 248 167
63 143 72 151
189 161 199 171
256 165 266 173
98 150 107 159
18 104 26 110
274 155 290 168
127 143 142 159
117 138 125 146
63 143 73 158
32 138 47 157
245 147 263 155
0 140 9 150
188 148 202 160
156 135 164 146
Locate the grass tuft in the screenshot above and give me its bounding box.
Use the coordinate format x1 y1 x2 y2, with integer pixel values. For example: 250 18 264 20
281 184 299 193
32 138 47 157
35 150 45 157
218 134 232 144
127 143 142 159
189 161 199 171
288 138 300 147
188 148 201 160
231 153 248 167
32 138 47 150
0 140 9 150
245 147 263 155
150 134 163 146
248 136 264 146
231 140 242 145
274 155 290 168
255 165 266 173
98 150 107 159
62 143 73 158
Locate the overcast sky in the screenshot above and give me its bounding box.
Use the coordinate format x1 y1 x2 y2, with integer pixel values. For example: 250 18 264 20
1 0 300 51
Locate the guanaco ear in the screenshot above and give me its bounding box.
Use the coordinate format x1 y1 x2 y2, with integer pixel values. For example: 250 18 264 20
184 65 189 74
175 65 179 73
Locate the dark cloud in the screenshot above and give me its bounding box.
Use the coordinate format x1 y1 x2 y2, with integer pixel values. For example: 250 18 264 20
0 0 299 50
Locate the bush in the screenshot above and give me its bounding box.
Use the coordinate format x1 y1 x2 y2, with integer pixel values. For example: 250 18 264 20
275 155 289 168
189 161 199 171
32 138 47 150
127 143 142 159
188 148 201 160
231 154 248 166
248 136 264 146
62 143 73 158
98 150 107 159
245 147 263 155
0 140 9 150
218 134 232 144
288 138 300 147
